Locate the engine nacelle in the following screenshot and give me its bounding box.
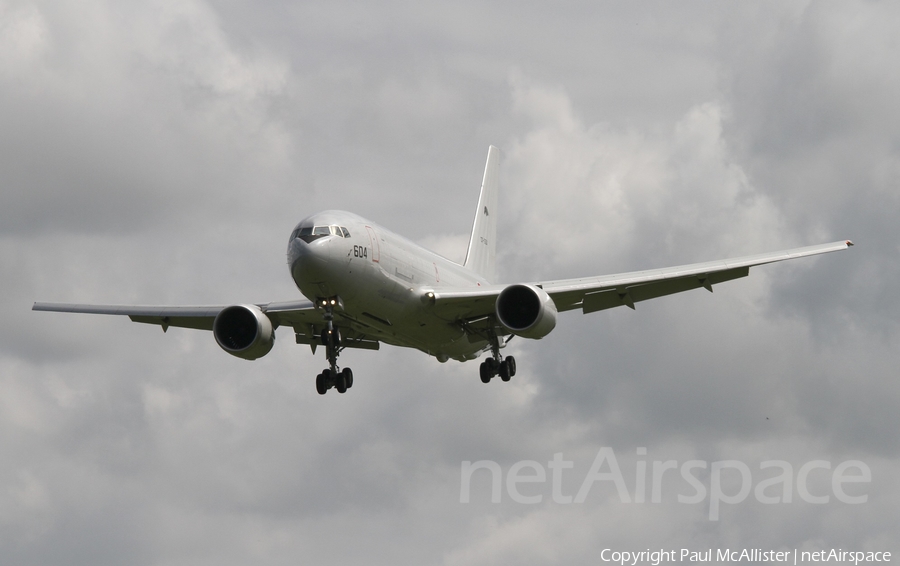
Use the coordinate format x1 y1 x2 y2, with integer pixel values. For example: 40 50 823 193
495 284 558 340
213 304 275 360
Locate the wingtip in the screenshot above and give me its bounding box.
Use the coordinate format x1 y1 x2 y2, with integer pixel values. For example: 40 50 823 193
846 240 854 247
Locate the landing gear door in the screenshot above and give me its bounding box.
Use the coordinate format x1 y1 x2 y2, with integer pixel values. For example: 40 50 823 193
365 226 380 263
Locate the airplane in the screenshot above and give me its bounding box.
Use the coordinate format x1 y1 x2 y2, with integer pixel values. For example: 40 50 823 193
33 146 853 395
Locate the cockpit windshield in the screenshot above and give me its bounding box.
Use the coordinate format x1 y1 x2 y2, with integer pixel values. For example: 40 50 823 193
291 224 351 243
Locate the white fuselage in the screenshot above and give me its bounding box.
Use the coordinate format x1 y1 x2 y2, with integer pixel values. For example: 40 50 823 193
287 210 490 361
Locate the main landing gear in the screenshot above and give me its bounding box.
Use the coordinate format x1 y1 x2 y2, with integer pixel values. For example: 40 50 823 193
314 297 354 395
479 356 516 383
479 331 516 384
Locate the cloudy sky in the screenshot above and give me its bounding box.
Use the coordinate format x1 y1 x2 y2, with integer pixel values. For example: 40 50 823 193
2 0 898 564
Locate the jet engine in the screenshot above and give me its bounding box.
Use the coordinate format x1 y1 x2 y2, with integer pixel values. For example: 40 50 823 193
495 284 558 339
213 304 275 360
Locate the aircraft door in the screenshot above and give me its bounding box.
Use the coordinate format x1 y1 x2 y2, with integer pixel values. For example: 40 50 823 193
365 226 380 263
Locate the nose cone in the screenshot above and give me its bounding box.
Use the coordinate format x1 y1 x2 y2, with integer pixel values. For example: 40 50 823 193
288 237 333 287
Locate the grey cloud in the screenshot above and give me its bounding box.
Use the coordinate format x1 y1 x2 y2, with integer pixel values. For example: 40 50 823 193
2 0 898 563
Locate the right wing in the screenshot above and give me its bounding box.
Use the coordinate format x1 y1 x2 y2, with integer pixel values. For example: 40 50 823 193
428 240 853 321
541 240 853 313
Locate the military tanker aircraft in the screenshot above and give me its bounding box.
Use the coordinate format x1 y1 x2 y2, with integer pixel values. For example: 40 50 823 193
34 146 852 395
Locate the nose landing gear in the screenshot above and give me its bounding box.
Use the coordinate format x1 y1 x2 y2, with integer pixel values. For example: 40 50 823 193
314 296 354 395
316 366 353 395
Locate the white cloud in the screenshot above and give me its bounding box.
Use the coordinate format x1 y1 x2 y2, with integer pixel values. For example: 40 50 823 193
0 3 50 73
501 77 786 283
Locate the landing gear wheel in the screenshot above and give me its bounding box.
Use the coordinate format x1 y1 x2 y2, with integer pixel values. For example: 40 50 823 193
317 369 334 395
499 361 511 382
479 361 492 383
341 367 353 389
335 370 347 393
506 356 516 377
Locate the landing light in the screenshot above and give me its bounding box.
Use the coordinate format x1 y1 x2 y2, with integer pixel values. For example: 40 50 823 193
317 297 344 310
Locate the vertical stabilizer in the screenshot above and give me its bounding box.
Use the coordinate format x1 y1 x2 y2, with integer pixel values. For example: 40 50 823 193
464 146 500 282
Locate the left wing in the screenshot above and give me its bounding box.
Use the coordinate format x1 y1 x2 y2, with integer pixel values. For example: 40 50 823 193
32 300 324 331
33 299 383 351
430 240 853 320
